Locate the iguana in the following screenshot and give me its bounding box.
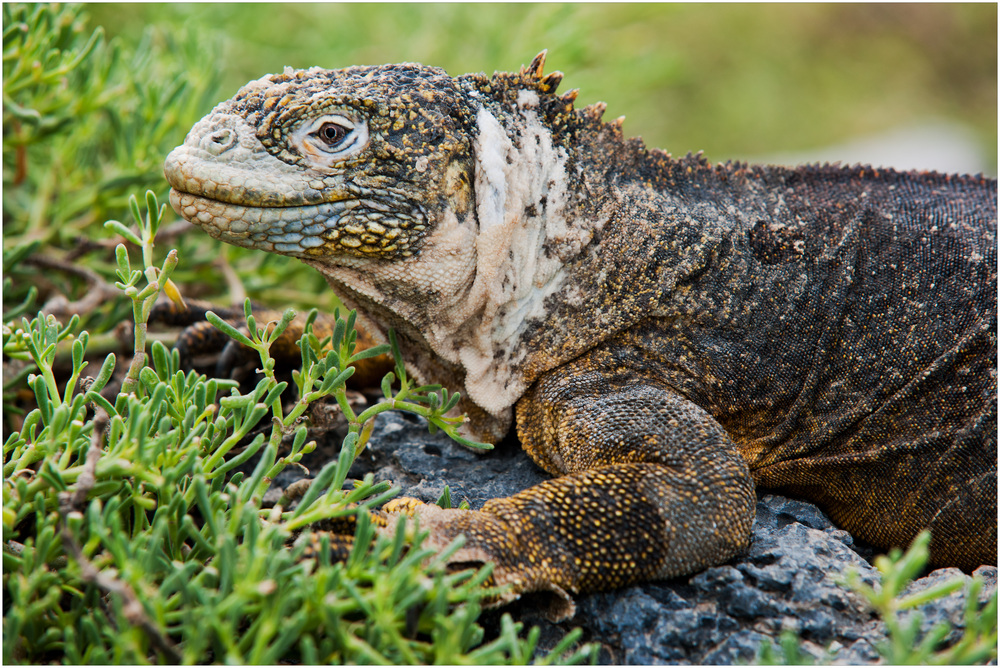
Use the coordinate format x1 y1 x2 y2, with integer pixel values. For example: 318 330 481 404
163 52 997 617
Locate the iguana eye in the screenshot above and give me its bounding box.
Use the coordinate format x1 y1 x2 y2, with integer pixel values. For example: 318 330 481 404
292 113 369 164
316 122 349 148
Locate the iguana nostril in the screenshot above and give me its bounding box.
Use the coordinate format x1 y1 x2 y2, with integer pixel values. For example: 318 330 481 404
203 128 235 155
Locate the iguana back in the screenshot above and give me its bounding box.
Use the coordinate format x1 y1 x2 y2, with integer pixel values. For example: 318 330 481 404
537 160 996 570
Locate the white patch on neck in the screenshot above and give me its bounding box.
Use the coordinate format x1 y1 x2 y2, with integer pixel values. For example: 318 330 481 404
454 95 608 414
473 105 511 234
315 93 610 422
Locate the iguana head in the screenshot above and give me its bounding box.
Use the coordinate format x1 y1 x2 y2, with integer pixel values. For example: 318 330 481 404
164 61 482 259
165 53 622 432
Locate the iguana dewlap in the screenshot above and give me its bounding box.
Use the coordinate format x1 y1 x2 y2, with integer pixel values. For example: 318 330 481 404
164 53 997 615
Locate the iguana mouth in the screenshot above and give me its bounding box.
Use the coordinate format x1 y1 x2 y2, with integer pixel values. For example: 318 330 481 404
163 141 349 210
169 189 352 209
168 189 420 258
168 189 358 252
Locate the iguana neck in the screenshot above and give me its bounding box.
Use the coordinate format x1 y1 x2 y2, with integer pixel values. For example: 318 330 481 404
459 81 733 404
315 77 731 429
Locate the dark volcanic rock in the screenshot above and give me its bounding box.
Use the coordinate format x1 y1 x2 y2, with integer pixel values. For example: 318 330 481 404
345 411 548 508
557 499 885 665
286 410 996 665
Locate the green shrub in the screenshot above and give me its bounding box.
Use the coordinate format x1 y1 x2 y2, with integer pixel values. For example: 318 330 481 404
2 190 595 663
2 6 595 662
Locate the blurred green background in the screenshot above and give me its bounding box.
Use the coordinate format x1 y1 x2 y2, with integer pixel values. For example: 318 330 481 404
90 2 996 171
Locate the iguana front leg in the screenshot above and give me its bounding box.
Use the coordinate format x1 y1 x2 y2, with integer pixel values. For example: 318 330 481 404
391 360 756 619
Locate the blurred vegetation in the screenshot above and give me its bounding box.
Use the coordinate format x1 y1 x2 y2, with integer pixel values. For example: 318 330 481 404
89 3 997 169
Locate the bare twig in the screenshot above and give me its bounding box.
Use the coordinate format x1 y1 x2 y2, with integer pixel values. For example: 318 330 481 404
216 254 247 307
26 254 111 290
25 254 121 320
152 219 196 243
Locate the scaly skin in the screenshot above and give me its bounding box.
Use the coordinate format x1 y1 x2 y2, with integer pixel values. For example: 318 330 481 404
164 53 997 618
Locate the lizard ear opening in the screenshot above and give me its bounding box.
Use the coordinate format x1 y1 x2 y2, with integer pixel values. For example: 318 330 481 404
292 113 370 166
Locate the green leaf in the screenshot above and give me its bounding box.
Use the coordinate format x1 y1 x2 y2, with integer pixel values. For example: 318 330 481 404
145 190 161 235
128 192 145 232
84 390 117 418
206 311 254 347
318 366 355 396
88 353 117 394
106 221 143 246
349 344 391 363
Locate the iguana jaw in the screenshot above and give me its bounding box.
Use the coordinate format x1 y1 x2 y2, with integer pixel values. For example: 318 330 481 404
167 190 403 257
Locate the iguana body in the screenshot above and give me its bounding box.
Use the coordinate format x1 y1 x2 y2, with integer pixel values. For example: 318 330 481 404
165 53 997 616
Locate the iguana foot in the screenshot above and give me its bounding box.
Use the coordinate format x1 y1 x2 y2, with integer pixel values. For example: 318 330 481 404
378 499 578 620
375 458 754 622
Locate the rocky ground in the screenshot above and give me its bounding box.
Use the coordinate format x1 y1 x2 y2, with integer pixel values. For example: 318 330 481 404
270 408 997 665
